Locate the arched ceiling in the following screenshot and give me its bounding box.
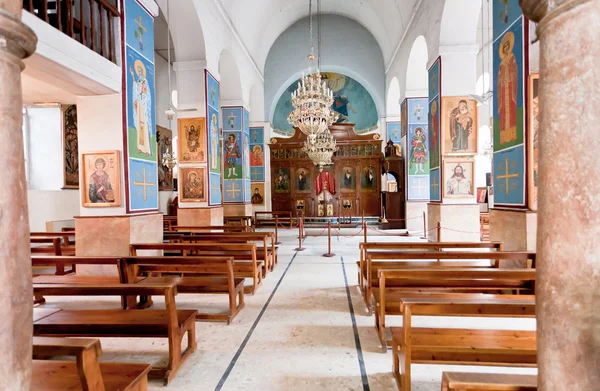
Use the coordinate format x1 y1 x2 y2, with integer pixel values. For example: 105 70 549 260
217 0 420 70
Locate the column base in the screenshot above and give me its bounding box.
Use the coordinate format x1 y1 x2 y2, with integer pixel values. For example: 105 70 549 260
178 207 224 226
223 203 253 217
406 202 427 232
74 213 163 275
427 203 480 242
490 208 537 251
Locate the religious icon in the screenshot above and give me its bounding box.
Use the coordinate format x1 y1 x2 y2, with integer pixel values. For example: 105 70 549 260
224 133 242 179
409 126 428 174
81 150 120 207
250 145 264 166
178 118 206 163
443 159 475 198
429 99 440 168
132 16 147 52
528 73 540 210
243 136 251 180
130 60 153 157
296 168 310 192
498 32 518 146
361 167 377 191
210 113 219 172
180 167 206 202
62 104 79 189
274 168 290 193
251 183 265 205
340 167 355 192
316 165 335 216
157 125 174 191
442 97 478 155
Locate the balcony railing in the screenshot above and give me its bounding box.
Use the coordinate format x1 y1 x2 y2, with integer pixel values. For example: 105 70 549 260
23 0 120 63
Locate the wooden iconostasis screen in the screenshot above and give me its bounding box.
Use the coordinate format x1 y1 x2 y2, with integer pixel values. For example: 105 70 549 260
269 124 384 217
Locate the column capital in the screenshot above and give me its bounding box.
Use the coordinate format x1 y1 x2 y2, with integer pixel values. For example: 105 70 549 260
0 9 37 65
520 0 592 23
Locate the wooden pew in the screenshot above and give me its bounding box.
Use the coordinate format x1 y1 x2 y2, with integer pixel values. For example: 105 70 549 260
182 231 278 271
31 231 76 245
392 295 536 391
365 251 535 313
130 243 263 295
31 256 141 307
121 256 245 324
357 242 504 295
254 211 293 228
33 336 152 391
31 237 78 276
33 282 197 384
441 372 537 391
171 225 251 233
376 267 536 350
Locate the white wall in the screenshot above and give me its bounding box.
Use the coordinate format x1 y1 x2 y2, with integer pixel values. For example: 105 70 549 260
264 15 386 123
24 106 80 230
76 94 126 216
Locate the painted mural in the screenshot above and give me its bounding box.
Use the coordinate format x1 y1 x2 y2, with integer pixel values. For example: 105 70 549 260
205 70 221 205
222 107 251 203
492 4 527 206
441 97 478 155
404 98 430 201
387 121 401 144
62 104 79 189
123 0 158 212
493 18 525 152
273 72 379 134
250 126 265 182
400 99 408 137
428 56 442 201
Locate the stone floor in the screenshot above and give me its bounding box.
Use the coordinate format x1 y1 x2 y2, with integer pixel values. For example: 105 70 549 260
43 227 537 390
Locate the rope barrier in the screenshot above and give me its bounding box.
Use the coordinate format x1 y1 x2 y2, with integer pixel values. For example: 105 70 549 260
333 228 364 238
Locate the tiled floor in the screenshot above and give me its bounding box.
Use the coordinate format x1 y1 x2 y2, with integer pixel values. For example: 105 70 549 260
42 227 537 390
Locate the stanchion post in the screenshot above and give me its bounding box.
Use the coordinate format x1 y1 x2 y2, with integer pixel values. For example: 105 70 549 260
421 211 427 240
437 221 441 243
275 216 281 245
363 221 367 244
323 220 335 257
295 217 305 251
362 210 365 226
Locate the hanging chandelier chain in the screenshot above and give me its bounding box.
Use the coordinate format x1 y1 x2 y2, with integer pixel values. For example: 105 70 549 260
309 0 314 57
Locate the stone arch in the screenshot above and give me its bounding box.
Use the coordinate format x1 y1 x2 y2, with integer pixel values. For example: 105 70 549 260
219 49 243 104
405 36 429 98
439 0 482 47
155 0 205 62
386 76 401 117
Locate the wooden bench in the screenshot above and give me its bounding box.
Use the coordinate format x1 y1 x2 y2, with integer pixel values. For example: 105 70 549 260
33 336 152 391
130 243 263 295
357 242 504 295
171 225 251 233
31 256 125 305
182 231 278 271
376 267 536 350
224 215 254 230
33 282 197 384
254 211 293 228
441 372 537 391
365 250 535 313
121 256 245 324
392 295 536 391
31 231 76 245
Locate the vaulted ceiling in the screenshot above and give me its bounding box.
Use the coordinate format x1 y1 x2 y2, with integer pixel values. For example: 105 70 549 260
217 0 420 70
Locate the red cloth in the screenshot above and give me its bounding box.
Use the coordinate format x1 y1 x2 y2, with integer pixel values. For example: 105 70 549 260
316 171 336 196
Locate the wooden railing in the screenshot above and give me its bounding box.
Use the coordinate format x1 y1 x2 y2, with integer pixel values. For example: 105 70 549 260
23 0 120 63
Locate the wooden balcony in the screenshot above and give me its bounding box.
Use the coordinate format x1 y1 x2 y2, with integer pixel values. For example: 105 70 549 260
23 0 120 63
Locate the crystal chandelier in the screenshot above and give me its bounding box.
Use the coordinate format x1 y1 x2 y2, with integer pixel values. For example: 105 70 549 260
302 127 338 166
287 0 338 145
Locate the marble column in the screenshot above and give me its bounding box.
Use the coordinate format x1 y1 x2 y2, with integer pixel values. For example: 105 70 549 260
520 0 600 389
0 2 37 389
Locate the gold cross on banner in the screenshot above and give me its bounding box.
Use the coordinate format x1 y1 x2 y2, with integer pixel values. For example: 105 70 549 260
496 157 519 194
133 168 155 201
226 182 241 199
134 16 146 35
414 178 428 196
